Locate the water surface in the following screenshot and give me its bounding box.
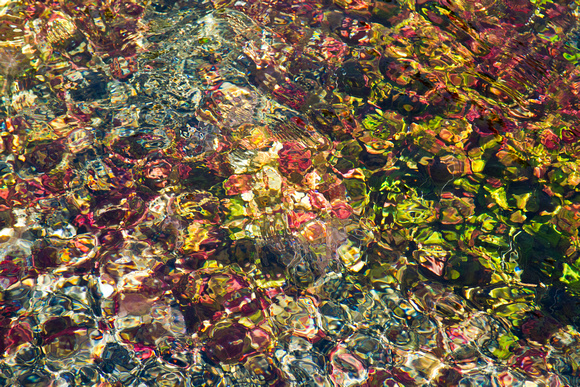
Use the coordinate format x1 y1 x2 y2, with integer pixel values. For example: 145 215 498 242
1 0 580 385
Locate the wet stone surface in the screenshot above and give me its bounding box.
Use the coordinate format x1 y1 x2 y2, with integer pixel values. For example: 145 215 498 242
1 0 580 385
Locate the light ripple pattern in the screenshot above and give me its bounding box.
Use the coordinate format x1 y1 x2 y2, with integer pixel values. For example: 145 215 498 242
0 0 579 386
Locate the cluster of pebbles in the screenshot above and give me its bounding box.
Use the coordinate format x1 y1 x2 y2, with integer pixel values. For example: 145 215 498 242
1 0 580 385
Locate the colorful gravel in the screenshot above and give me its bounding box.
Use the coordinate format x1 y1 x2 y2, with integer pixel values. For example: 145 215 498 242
1 0 580 386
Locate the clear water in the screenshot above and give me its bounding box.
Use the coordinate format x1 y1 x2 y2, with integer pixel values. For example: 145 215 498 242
1 0 580 385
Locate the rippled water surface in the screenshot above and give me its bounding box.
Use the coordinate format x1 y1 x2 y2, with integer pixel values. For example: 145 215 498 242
1 0 580 385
